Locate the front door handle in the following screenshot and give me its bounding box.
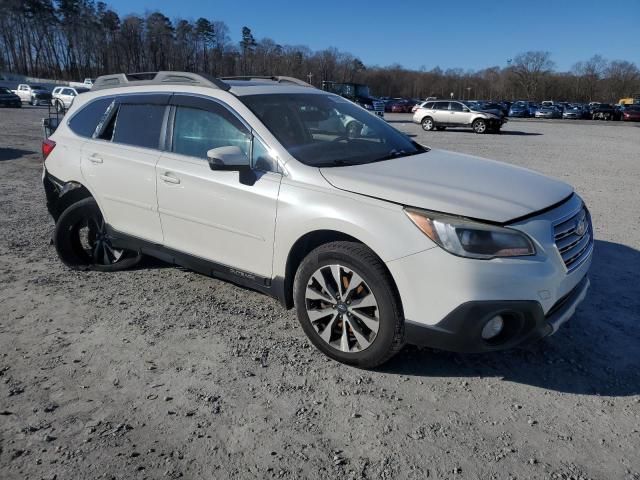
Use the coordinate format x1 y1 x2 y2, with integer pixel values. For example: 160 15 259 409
88 154 103 164
160 173 180 184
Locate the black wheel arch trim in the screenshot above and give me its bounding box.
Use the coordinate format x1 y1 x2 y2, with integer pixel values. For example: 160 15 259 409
43 170 93 221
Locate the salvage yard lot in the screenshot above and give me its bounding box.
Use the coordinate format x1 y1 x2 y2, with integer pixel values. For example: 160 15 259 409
1 107 639 480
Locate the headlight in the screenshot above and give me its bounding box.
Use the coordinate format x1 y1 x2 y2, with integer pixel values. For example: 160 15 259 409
363 104 373 110
404 208 535 259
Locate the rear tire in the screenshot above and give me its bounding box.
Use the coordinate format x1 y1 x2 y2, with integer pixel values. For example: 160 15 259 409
421 117 435 131
55 100 64 113
472 118 487 134
293 241 404 368
54 198 141 272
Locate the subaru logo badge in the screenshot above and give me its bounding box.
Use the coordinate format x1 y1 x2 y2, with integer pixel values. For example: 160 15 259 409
575 217 587 236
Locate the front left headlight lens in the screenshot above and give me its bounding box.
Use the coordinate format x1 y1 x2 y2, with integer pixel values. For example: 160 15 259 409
405 208 535 259
363 104 373 110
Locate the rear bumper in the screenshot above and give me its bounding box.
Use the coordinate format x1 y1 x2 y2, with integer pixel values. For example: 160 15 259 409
405 276 590 353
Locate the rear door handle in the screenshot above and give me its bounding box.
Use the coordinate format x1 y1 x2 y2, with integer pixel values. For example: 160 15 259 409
160 173 180 184
88 154 103 164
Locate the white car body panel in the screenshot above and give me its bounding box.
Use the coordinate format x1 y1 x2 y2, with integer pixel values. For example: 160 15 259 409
271 168 437 281
80 139 164 243
321 150 573 223
156 151 281 277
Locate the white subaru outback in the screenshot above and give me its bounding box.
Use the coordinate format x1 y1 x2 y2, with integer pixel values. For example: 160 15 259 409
42 72 593 367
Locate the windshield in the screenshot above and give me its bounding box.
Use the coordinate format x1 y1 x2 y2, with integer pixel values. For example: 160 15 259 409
0 87 11 94
31 86 47 91
241 93 427 167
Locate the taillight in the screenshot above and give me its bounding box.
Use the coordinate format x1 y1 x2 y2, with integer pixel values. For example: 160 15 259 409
42 139 56 160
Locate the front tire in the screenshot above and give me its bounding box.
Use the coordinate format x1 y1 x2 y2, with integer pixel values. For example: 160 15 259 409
293 241 404 368
472 118 487 133
54 198 141 272
421 117 435 131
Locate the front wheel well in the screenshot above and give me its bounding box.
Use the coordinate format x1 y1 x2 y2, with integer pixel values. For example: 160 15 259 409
281 230 400 310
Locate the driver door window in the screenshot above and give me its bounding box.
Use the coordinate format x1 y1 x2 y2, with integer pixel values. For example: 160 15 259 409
172 106 250 159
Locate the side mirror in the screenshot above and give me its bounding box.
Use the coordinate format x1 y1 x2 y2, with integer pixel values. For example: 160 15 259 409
207 146 250 172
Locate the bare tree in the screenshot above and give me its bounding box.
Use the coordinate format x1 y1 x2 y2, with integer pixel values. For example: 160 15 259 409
0 2 638 103
510 51 555 99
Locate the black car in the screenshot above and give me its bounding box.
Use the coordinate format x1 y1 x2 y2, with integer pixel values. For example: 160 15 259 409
591 103 620 120
0 87 21 107
475 101 506 118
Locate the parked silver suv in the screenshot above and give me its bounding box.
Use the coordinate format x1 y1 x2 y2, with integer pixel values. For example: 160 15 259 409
413 100 505 133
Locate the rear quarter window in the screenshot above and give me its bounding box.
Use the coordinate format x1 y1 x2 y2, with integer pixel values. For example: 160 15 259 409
68 97 114 138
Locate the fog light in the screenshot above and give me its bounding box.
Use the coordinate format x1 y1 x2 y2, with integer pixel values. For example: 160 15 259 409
481 315 504 340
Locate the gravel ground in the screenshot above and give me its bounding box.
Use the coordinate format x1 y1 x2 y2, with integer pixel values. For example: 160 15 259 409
1 107 639 480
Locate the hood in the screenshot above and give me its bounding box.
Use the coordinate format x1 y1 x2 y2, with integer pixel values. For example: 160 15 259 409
320 150 573 223
354 96 378 104
472 109 502 118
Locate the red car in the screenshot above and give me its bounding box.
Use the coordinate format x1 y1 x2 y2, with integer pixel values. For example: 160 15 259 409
622 106 640 121
389 99 417 113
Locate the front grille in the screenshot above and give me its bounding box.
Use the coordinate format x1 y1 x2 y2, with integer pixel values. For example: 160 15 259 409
553 207 593 271
373 101 384 113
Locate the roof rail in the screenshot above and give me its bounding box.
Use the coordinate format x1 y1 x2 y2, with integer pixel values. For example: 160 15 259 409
92 71 231 91
220 76 314 88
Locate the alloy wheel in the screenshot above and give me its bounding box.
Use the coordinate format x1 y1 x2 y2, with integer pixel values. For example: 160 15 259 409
304 264 380 353
474 120 486 133
76 214 124 265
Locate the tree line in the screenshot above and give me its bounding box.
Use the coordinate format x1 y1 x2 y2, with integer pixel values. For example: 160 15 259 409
1 0 639 102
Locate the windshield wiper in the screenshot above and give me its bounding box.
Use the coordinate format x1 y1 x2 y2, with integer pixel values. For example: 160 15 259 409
372 149 424 163
314 159 355 167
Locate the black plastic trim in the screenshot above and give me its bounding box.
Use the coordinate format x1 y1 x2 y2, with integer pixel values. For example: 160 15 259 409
504 193 575 226
43 170 89 221
106 226 287 305
404 275 589 353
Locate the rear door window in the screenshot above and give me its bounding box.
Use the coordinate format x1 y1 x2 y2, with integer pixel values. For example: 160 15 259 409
112 104 166 149
68 97 114 138
434 102 449 110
